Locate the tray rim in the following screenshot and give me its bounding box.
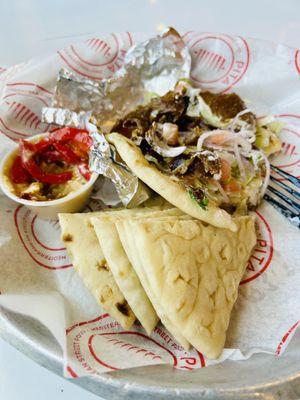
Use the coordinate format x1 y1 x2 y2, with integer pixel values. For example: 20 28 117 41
1 308 300 400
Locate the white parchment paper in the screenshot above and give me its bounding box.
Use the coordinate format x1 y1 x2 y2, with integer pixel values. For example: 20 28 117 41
0 31 299 375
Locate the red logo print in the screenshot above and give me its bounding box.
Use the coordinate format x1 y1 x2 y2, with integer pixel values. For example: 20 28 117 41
275 321 299 356
57 32 133 81
241 211 273 285
66 314 205 376
0 82 53 140
14 205 72 270
295 49 300 75
88 332 174 371
66 314 176 374
271 114 300 180
183 32 250 92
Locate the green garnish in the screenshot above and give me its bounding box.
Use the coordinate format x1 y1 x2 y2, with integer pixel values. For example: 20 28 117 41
188 189 209 210
231 162 240 179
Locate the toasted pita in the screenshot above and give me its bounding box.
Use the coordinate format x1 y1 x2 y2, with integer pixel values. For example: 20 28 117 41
125 216 256 358
107 132 236 232
115 210 192 350
91 213 158 335
58 212 135 329
90 207 183 335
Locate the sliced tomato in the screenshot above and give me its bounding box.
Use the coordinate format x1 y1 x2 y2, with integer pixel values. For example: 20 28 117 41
223 180 241 192
220 158 231 181
209 133 230 145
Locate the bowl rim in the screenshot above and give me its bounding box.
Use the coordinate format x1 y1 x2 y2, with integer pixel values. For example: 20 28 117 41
0 132 98 208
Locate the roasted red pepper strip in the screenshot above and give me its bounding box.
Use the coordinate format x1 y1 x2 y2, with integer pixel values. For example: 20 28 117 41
19 140 72 184
73 131 93 152
49 127 88 143
78 163 91 180
39 149 62 164
53 142 81 164
10 155 31 183
49 127 92 160
33 136 54 152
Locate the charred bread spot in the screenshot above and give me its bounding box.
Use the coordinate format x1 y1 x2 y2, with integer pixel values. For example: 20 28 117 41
116 300 130 316
97 260 109 271
62 233 73 242
85 220 94 229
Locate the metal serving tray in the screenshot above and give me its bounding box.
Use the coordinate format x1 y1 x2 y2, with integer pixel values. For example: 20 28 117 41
1 306 299 400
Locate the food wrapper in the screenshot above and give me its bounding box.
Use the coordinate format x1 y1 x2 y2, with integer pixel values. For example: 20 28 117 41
89 129 150 207
0 30 300 376
44 28 190 124
41 28 190 207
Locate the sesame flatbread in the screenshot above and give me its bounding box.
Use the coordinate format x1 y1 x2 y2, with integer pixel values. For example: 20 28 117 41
124 215 256 359
58 212 135 329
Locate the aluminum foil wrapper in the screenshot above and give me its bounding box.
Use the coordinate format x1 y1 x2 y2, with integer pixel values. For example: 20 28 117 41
42 27 191 126
42 107 90 128
41 28 191 207
89 129 151 207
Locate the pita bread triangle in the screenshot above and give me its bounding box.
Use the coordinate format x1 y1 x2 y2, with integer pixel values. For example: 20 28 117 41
125 215 256 358
58 212 136 329
115 210 192 350
91 211 159 335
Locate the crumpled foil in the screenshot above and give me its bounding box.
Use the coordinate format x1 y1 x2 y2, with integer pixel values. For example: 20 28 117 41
42 107 90 128
88 128 151 207
43 28 191 125
41 28 191 207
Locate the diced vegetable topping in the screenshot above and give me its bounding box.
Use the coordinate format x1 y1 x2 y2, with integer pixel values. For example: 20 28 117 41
112 81 282 214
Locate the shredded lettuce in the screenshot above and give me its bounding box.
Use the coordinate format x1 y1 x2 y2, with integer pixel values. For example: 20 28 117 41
187 95 229 128
255 120 283 156
143 91 159 104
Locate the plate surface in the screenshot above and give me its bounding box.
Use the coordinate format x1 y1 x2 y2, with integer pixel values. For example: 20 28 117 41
0 27 300 400
1 306 300 400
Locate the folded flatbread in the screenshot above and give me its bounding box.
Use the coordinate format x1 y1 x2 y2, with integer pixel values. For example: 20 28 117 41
115 210 192 350
58 212 135 329
107 132 237 232
124 215 256 359
91 210 159 335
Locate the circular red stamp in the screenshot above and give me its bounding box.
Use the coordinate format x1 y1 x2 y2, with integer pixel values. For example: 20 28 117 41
241 211 273 285
271 114 300 180
295 49 300 75
183 32 250 92
0 82 53 140
14 205 72 270
66 314 205 376
57 32 133 81
275 321 299 356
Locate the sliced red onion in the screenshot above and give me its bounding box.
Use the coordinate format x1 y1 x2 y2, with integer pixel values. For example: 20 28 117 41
197 129 232 150
259 151 271 198
145 129 186 157
214 181 230 203
233 143 246 180
228 109 251 130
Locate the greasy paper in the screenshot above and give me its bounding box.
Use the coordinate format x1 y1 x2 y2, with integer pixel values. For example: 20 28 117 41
0 31 299 376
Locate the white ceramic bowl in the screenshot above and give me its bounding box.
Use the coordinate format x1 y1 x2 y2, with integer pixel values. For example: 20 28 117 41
0 133 98 220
